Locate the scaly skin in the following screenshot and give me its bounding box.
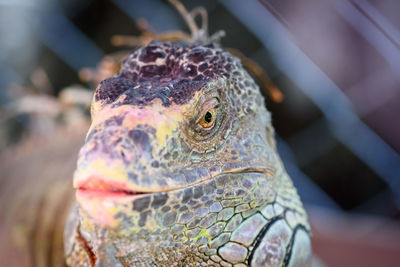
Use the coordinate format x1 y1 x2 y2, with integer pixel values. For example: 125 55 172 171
64 41 312 266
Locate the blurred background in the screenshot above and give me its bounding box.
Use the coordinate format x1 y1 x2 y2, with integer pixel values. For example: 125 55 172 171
0 0 400 266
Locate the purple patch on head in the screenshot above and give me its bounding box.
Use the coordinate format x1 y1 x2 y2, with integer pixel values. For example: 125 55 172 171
95 77 134 102
139 45 166 63
94 41 239 106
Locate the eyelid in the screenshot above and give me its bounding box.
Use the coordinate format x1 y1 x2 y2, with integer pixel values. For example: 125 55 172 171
200 98 219 114
194 98 219 125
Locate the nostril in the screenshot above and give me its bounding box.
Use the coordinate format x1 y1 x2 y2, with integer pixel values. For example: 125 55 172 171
120 149 134 163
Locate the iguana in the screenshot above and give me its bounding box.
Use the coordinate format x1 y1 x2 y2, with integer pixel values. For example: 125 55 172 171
1 1 312 266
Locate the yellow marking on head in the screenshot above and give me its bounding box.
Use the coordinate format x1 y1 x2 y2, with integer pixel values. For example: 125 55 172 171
73 158 129 188
120 101 189 148
152 107 182 148
92 159 128 181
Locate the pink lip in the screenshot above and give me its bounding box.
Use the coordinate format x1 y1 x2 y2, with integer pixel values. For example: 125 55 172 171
75 175 143 197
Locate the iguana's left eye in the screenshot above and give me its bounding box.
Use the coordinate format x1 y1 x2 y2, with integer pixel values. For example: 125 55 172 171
199 108 217 129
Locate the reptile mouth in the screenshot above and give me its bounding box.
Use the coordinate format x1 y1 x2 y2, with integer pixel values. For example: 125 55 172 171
76 175 149 197
75 167 273 227
76 166 273 198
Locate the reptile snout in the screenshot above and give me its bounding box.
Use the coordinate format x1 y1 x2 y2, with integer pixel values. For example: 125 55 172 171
73 101 185 194
80 125 152 165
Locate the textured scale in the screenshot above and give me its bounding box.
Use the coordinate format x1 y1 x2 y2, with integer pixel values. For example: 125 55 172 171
64 41 312 266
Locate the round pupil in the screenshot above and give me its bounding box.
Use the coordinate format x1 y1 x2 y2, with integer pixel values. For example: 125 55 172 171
204 111 213 123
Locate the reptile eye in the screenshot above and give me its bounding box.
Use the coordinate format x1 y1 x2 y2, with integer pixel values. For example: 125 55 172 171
205 111 212 123
199 108 216 128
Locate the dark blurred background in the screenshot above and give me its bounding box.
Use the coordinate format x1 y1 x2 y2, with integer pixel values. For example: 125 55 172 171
1 0 400 266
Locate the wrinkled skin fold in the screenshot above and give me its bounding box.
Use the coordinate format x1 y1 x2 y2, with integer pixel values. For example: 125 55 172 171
64 41 312 266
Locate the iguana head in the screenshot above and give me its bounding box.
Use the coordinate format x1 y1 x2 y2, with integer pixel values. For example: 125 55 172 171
65 41 312 266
